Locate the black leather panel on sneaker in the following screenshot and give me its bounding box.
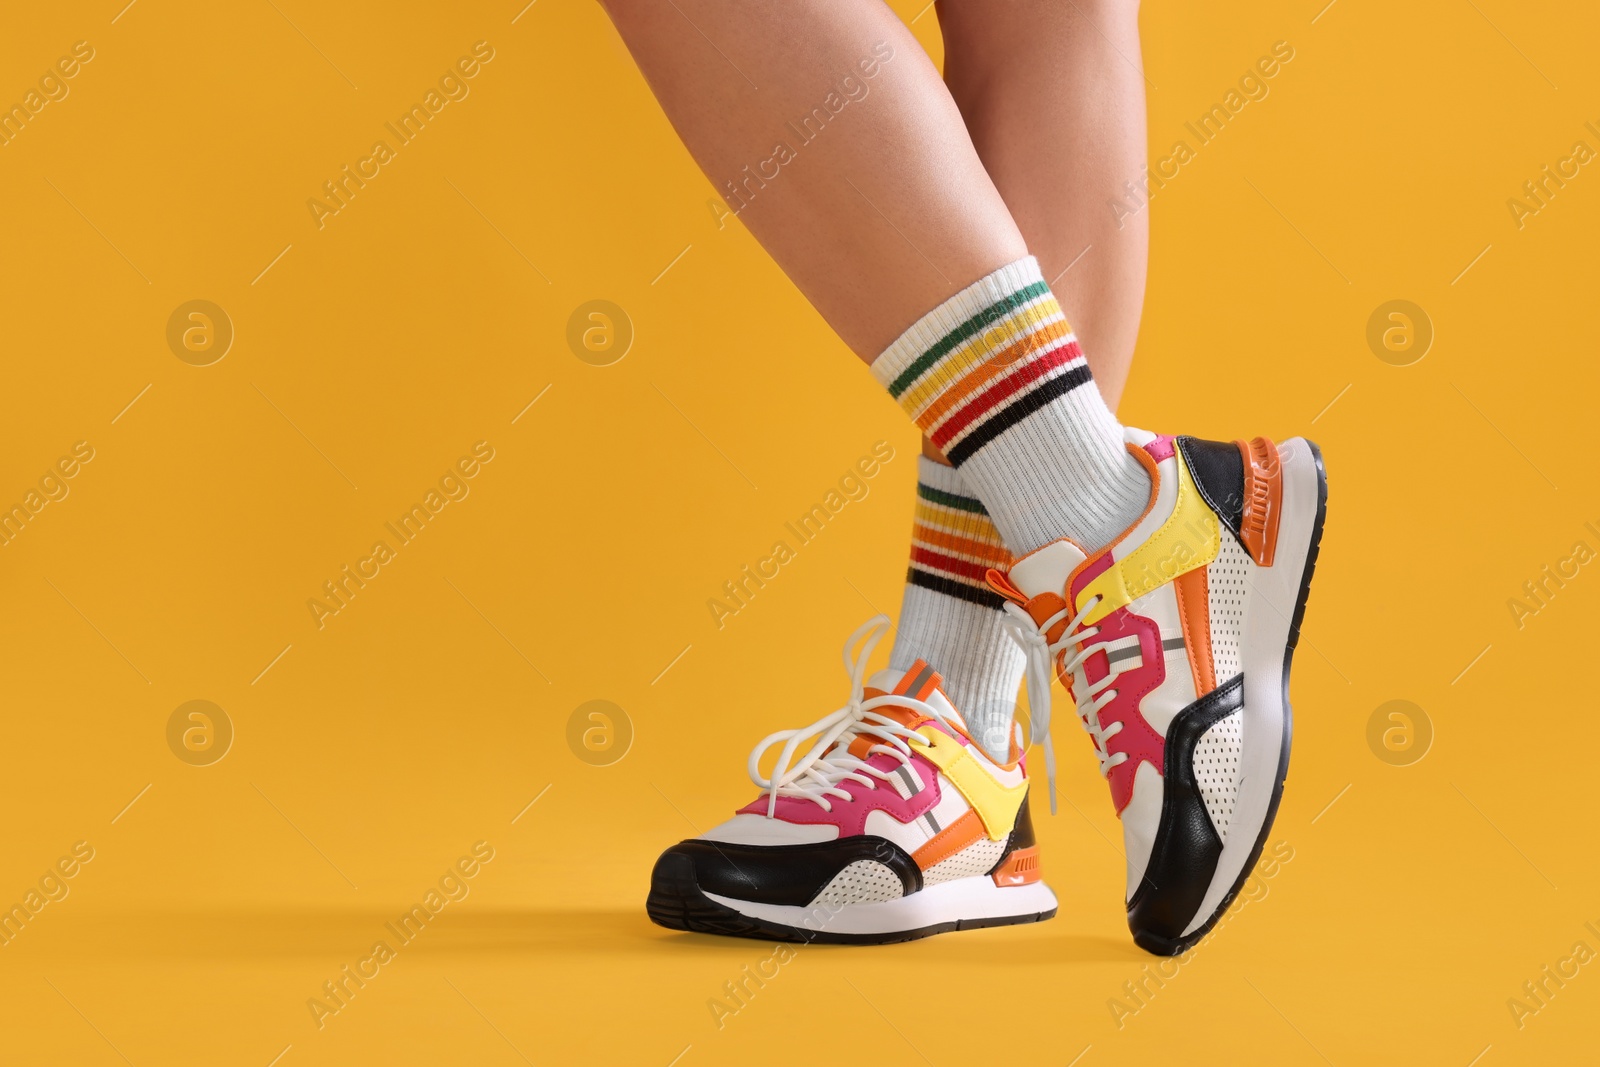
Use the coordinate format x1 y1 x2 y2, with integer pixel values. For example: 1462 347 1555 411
1176 436 1245 540
658 836 923 908
987 794 1035 875
1126 673 1244 943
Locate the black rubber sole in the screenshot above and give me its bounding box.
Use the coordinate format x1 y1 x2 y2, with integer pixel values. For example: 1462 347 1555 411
646 852 1057 946
1132 439 1328 957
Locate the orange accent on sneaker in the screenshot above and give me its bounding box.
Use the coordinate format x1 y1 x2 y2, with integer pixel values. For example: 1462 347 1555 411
911 808 984 870
845 686 925 754
1235 436 1283 566
1173 565 1216 698
990 846 1042 887
986 567 1028 606
893 660 945 702
1023 591 1070 640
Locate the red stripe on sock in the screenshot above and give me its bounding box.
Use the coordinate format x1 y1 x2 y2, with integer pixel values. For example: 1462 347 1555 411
910 545 992 584
929 340 1082 449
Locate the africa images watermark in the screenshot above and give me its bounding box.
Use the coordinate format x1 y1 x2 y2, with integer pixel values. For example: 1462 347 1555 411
1505 519 1600 631
706 440 896 630
0 441 96 548
307 441 496 629
0 841 96 948
706 896 851 1030
1107 839 1295 1029
1505 919 1600 1031
0 40 96 148
306 841 496 1030
306 41 497 230
707 941 801 1030
1108 41 1296 229
708 41 897 229
1506 119 1600 231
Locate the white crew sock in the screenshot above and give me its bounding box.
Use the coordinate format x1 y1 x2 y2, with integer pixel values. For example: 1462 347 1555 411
889 457 1024 762
871 257 1149 553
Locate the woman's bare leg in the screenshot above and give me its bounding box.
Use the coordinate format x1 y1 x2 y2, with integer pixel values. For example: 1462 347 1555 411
600 0 1026 359
619 5 1328 959
916 0 1147 466
940 0 1148 411
602 0 1147 552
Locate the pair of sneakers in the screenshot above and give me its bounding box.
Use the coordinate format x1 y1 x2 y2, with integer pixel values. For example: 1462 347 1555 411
647 428 1327 955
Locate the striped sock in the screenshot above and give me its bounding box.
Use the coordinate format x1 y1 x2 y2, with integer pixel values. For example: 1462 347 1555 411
889 457 1024 762
871 256 1149 554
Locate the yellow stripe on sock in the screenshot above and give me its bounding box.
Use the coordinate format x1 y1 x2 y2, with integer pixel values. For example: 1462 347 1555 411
897 296 1066 420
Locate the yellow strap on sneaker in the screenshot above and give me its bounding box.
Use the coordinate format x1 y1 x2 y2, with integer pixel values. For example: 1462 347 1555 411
1078 447 1221 625
909 727 1028 841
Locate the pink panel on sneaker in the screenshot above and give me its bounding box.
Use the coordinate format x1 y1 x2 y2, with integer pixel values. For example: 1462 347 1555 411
737 747 944 837
1069 548 1113 607
1144 435 1176 462
1076 604 1167 815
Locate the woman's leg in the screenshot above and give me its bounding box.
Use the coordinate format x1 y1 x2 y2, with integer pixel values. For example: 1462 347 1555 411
620 3 1329 957
897 1 1151 755
600 0 1025 359
918 0 1146 466
604 0 1147 767
934 0 1152 412
940 0 1148 411
601 0 1146 555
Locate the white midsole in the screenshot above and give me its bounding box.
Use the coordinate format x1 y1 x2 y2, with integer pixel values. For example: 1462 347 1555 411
705 877 1058 936
1183 436 1320 936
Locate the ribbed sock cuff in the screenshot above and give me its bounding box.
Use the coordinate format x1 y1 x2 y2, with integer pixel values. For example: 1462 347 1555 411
871 257 1147 553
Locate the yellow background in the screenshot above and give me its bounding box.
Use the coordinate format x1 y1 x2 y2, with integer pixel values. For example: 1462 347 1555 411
1 0 1596 1063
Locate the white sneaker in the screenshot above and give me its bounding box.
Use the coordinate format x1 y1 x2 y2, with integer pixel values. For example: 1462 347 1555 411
992 429 1327 954
647 618 1057 944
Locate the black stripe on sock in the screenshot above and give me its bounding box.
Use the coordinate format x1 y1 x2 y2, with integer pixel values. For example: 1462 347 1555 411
945 363 1093 467
907 566 1007 610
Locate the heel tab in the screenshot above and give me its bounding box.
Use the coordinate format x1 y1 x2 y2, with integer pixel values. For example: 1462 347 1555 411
1235 436 1283 566
985 566 1029 605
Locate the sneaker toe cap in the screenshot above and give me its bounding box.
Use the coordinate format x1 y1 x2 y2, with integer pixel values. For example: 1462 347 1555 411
651 836 919 908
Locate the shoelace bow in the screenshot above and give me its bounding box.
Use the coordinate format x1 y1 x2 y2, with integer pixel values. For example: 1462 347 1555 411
747 615 964 817
998 595 1124 814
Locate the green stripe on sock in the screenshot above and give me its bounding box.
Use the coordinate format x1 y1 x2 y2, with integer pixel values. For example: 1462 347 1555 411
917 483 988 514
888 280 1050 398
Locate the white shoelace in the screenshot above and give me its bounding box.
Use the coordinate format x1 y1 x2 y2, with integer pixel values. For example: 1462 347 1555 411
747 615 965 817
998 597 1124 814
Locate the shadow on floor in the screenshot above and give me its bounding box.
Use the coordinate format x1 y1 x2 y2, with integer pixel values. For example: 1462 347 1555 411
23 908 1143 965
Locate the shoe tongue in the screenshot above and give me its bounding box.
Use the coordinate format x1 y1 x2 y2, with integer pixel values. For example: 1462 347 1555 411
1005 539 1091 599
